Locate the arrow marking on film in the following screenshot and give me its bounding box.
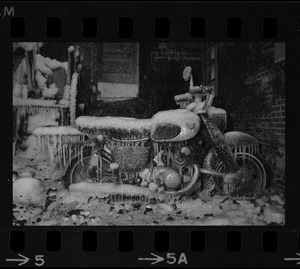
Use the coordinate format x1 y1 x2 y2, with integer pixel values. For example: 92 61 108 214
6 254 30 266
284 253 300 265
138 253 164 265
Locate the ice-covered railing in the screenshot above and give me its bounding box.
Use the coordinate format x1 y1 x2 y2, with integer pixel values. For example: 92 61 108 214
33 126 86 167
13 44 81 143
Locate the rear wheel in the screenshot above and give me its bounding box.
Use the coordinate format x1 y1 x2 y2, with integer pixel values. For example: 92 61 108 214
63 148 113 187
203 149 267 196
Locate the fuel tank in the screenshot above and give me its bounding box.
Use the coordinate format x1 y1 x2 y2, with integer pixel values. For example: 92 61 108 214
151 109 200 142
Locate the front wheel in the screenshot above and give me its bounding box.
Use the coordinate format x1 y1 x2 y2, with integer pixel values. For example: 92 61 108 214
63 148 113 188
203 149 267 196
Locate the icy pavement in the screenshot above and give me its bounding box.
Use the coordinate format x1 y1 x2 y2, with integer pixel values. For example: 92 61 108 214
13 156 285 226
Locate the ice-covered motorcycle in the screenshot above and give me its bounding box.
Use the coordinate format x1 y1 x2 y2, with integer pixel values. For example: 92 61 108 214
60 67 266 199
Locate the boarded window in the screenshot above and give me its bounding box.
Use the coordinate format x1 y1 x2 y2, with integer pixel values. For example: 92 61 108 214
98 43 139 101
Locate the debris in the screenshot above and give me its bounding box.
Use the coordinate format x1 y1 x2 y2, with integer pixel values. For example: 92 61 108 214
47 201 58 212
270 194 285 205
157 203 174 213
80 211 90 217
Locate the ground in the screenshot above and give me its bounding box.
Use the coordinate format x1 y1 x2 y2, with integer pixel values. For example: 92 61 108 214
13 155 285 226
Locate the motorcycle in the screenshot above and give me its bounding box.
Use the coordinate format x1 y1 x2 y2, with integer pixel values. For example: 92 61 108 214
62 66 267 199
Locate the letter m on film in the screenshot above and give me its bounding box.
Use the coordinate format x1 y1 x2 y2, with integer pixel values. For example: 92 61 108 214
4 6 14 16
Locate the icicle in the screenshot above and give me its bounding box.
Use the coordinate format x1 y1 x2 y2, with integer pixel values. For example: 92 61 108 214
98 154 101 180
68 145 71 166
81 146 83 165
62 143 65 167
168 144 171 166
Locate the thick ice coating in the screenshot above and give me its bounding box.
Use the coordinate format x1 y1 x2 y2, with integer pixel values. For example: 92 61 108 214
33 126 83 136
151 109 200 142
76 116 152 131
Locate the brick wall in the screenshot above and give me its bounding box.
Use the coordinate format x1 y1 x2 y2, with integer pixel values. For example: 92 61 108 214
218 43 285 189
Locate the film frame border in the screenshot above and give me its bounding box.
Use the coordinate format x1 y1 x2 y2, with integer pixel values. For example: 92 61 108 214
0 1 299 267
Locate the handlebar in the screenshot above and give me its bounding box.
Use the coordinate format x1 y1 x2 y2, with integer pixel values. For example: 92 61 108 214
189 85 215 95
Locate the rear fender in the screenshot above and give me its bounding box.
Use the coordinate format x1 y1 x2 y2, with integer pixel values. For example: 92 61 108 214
224 131 260 155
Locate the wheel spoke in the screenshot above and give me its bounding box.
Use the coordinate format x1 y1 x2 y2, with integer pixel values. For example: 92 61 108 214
70 155 112 184
213 152 266 195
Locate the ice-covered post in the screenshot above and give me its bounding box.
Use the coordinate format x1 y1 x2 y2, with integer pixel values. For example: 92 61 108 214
25 51 32 90
70 72 79 126
67 46 75 85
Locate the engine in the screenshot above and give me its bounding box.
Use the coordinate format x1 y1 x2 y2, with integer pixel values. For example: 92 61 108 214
106 137 196 192
149 141 195 191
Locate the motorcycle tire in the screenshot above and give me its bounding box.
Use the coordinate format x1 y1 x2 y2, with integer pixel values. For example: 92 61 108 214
63 148 113 188
202 149 267 196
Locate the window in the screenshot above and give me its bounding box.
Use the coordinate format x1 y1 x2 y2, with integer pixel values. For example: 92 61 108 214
97 42 139 101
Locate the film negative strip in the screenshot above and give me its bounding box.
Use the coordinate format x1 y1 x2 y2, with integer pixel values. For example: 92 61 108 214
0 1 299 267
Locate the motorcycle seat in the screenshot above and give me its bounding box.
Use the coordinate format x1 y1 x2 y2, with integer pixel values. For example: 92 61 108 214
75 116 152 139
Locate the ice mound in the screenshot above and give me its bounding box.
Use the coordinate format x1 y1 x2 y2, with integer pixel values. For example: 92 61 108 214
263 206 285 224
27 112 59 133
13 177 46 206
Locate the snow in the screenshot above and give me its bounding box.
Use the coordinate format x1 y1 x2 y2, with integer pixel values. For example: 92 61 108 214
224 131 259 153
13 82 22 98
69 182 153 199
16 42 43 51
70 73 79 126
35 70 48 89
19 171 33 178
33 126 83 136
71 73 79 91
12 156 285 226
36 54 53 76
186 101 205 113
13 177 46 206
207 106 226 117
185 102 197 111
58 99 70 106
151 109 200 141
68 46 75 52
17 136 38 159
110 163 119 170
36 54 68 75
174 92 193 101
42 83 59 99
14 97 54 106
76 116 152 131
263 206 285 224
13 97 69 108
202 218 231 226
21 84 28 99
96 134 104 141
62 85 71 100
27 112 59 133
